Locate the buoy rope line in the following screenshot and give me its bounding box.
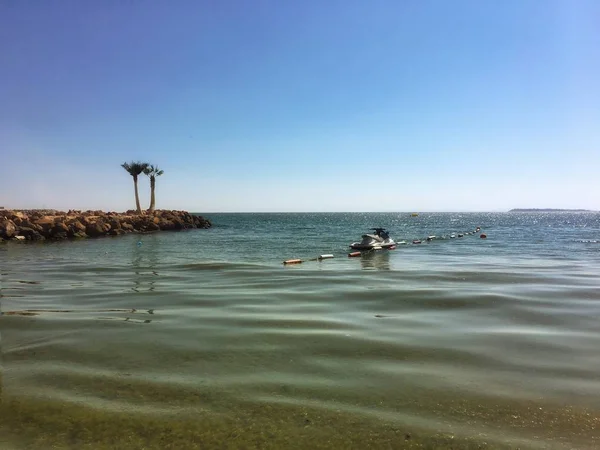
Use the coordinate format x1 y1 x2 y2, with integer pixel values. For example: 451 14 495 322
283 227 486 265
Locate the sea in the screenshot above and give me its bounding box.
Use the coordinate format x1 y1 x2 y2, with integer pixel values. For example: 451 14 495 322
1 212 599 449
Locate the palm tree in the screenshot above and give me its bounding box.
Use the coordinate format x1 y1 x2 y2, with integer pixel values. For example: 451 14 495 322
143 165 164 212
121 161 148 214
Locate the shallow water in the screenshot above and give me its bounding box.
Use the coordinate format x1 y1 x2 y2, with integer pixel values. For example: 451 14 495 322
1 212 600 449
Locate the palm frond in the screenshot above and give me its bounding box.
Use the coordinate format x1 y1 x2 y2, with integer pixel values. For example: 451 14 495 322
144 165 164 177
122 161 149 176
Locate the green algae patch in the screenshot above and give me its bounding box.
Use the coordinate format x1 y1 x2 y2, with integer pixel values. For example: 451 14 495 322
0 395 516 450
2 311 39 316
2 369 599 449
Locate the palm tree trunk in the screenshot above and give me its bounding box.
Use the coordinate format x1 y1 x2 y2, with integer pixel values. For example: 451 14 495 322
134 175 142 214
149 176 156 212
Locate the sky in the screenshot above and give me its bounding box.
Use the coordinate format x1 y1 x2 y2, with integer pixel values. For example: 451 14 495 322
1 0 599 212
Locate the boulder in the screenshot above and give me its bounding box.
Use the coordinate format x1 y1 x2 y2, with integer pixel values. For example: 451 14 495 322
33 217 56 233
121 223 134 232
0 219 17 239
68 220 86 234
1 209 211 241
108 218 122 230
86 221 108 237
20 220 39 231
17 227 45 241
193 215 211 229
49 222 70 239
157 219 175 231
146 222 160 231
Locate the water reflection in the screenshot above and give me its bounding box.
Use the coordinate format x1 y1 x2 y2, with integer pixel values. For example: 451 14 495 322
130 235 160 292
98 315 153 324
359 251 391 270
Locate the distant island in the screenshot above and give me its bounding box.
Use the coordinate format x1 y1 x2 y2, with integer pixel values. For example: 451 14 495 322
509 208 592 212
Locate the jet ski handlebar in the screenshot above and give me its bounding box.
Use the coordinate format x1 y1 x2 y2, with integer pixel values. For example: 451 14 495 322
370 228 389 237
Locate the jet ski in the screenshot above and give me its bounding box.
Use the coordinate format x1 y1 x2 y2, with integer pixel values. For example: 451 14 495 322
349 228 396 250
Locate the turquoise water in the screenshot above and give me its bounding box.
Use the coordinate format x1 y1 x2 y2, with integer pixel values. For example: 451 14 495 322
1 212 600 449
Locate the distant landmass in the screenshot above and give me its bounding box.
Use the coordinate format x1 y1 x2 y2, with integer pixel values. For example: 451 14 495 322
509 208 592 212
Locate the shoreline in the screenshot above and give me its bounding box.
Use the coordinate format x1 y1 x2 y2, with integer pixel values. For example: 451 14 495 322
0 209 211 242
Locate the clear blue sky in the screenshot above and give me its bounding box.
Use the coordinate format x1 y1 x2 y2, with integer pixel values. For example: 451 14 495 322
1 0 598 212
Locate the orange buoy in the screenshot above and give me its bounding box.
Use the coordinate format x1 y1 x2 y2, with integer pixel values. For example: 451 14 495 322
348 251 362 257
480 233 487 239
283 259 303 265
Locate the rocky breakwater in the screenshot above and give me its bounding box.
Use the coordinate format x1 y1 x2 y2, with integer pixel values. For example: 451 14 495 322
0 209 211 242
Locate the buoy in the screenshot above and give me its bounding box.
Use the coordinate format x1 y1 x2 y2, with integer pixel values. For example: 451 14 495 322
480 233 487 239
318 254 334 260
348 251 362 257
283 259 303 265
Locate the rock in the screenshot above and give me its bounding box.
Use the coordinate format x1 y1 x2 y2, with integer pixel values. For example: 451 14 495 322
121 223 134 232
33 217 56 232
50 222 70 238
146 222 160 232
0 219 17 239
108 218 122 230
68 220 86 234
157 219 175 231
166 216 184 230
20 220 40 231
86 221 107 237
193 215 211 229
17 227 45 241
3 209 211 242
